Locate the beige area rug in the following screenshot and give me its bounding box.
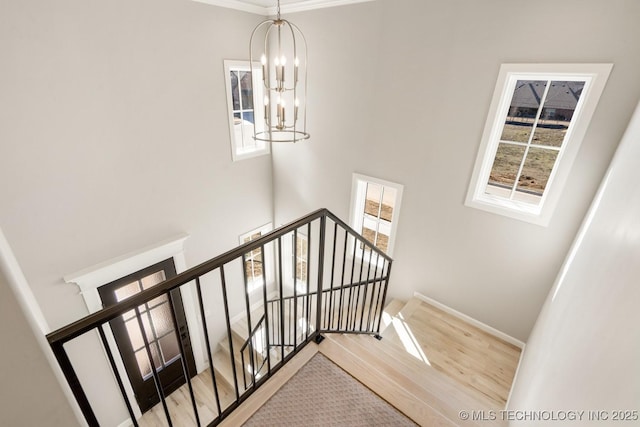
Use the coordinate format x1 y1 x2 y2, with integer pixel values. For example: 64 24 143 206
243 353 417 426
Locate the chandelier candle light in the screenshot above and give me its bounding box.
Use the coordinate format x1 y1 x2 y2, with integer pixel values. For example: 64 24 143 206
250 0 310 143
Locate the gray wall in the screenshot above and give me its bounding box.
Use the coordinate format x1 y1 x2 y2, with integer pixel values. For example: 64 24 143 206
0 265 80 426
0 0 270 332
273 0 640 341
508 102 640 425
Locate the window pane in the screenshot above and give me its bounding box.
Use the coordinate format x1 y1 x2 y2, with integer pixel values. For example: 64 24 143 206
487 143 527 190
230 70 240 110
501 80 546 143
296 260 307 282
239 71 254 110
242 111 255 125
376 231 390 253
533 81 585 147
515 148 559 198
361 226 376 247
380 187 397 222
364 183 383 217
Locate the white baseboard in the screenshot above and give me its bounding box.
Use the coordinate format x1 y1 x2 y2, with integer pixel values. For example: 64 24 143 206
505 345 526 409
412 292 525 349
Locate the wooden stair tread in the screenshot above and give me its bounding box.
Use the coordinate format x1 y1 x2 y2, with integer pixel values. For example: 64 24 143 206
379 298 406 333
319 334 457 427
384 297 521 406
321 333 507 427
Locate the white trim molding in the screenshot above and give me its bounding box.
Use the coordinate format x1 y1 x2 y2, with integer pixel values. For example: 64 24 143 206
192 0 376 16
64 234 208 424
413 292 525 349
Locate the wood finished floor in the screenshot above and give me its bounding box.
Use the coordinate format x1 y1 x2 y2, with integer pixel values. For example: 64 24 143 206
320 297 522 426
136 296 522 427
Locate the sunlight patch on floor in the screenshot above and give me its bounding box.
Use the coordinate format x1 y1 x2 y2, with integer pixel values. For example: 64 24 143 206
392 313 430 366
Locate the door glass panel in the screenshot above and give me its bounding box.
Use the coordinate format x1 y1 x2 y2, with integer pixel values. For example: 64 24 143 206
135 343 163 379
125 318 145 351
115 281 141 302
150 303 174 337
141 271 166 290
140 312 155 341
159 333 180 364
135 350 151 378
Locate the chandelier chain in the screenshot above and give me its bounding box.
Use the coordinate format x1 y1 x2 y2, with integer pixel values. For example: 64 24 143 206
277 0 281 20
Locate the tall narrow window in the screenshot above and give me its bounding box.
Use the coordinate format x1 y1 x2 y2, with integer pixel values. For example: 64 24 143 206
240 224 273 292
466 64 612 226
350 174 404 257
224 60 269 161
295 233 308 285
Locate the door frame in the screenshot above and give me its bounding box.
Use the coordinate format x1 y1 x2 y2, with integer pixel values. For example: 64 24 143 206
64 234 206 423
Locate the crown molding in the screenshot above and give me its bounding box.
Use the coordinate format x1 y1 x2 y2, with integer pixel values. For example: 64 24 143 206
193 0 375 16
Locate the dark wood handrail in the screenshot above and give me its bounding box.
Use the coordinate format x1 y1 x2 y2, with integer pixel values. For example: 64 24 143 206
46 208 391 346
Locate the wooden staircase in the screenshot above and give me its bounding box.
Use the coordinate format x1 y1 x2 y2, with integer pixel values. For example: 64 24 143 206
319 296 522 426
140 295 521 427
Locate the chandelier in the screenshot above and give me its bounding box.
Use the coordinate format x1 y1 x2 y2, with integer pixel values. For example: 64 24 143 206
250 0 310 143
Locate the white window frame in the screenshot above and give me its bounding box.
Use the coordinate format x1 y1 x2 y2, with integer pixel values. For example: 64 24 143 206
239 223 274 293
465 63 612 226
349 173 404 259
223 60 269 162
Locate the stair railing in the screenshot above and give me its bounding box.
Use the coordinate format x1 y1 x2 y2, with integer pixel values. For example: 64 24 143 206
46 208 393 427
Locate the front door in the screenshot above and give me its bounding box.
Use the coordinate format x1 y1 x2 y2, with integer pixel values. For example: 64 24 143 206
98 258 196 413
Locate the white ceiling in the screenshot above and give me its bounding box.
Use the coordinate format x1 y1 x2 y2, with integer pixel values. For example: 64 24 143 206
193 0 375 16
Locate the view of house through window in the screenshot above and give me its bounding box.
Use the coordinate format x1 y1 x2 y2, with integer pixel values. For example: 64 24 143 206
240 224 272 292
466 63 612 226
224 60 268 161
350 174 404 257
487 80 585 205
295 232 308 285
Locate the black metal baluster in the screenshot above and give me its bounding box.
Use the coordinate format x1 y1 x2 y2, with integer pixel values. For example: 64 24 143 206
167 289 201 427
260 244 272 374
337 228 348 330
346 234 358 331
97 325 139 427
293 230 298 349
315 216 326 339
278 236 285 362
375 261 393 333
351 240 367 330
134 306 172 427
195 277 224 416
218 267 240 402
359 248 375 333
242 253 256 389
366 252 381 332
306 222 312 340
50 341 99 426
326 222 338 331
